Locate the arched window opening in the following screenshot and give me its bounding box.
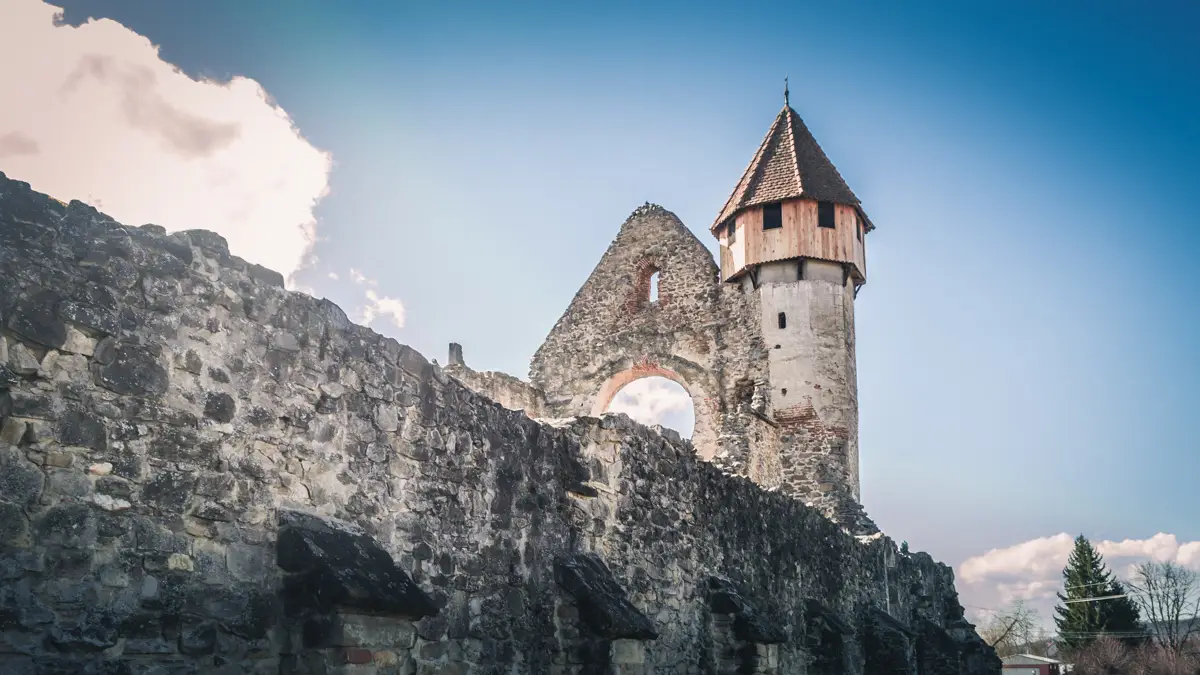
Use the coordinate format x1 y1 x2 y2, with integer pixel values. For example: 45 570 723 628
648 271 660 303
605 376 694 439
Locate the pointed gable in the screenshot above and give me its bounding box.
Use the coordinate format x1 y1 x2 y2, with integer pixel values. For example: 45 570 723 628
713 105 868 232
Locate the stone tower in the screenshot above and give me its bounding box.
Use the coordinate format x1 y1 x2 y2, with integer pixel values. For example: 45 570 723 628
711 100 872 503
451 100 878 531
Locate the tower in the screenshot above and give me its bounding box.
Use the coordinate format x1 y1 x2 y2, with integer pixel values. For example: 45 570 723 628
712 99 872 508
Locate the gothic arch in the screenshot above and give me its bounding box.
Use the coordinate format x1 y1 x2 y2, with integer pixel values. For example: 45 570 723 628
589 354 720 459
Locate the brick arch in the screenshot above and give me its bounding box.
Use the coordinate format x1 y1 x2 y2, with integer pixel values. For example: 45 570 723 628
589 354 720 459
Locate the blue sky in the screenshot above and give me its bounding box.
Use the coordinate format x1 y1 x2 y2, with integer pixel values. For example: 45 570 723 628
25 0 1200 613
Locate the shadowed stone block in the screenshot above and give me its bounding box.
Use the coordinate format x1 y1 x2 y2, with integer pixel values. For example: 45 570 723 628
302 612 418 649
803 599 852 675
554 553 657 640
277 510 437 620
705 576 787 644
862 607 915 675
917 619 962 675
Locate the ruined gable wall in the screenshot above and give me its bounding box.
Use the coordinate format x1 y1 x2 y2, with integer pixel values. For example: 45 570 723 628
0 173 997 674
529 204 726 416
528 204 767 468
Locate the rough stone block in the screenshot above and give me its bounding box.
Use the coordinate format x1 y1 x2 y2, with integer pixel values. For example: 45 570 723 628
554 553 658 641
0 500 29 545
8 343 41 375
95 343 169 396
0 447 44 505
308 614 419 650
60 326 95 356
611 639 645 664
7 291 66 349
277 510 437 619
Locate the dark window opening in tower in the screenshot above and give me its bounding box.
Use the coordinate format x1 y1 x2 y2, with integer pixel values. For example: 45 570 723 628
778 312 787 329
818 201 836 229
727 219 737 244
763 202 783 230
855 213 862 241
648 271 660 303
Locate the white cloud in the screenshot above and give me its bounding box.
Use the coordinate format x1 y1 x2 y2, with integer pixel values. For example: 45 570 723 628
607 376 694 437
345 268 405 332
958 532 1200 625
0 0 331 285
360 288 405 331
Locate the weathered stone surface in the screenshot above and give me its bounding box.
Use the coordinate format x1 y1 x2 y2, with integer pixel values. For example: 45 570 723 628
7 290 67 349
555 553 658 640
0 500 28 544
278 510 437 619
705 576 787 644
61 325 96 356
57 408 107 451
203 392 236 422
303 612 418 649
0 173 998 675
0 446 44 505
95 343 169 396
8 342 41 375
519 203 874 534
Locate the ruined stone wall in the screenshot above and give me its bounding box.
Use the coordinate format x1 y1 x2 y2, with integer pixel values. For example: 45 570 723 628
527 204 775 479
526 205 866 525
443 363 546 419
0 173 997 674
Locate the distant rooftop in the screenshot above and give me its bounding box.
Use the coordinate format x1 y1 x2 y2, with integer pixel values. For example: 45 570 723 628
1001 653 1062 665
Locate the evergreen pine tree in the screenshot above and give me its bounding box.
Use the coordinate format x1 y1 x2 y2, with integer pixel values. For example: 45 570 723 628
1054 535 1143 650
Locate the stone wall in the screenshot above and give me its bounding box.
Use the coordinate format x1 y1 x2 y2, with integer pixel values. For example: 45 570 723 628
526 205 868 527
528 204 772 479
0 172 998 674
443 345 545 418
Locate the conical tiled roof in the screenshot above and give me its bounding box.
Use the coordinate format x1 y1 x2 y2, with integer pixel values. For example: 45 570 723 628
712 105 871 232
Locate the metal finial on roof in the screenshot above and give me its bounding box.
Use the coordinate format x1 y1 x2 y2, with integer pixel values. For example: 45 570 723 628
784 75 790 107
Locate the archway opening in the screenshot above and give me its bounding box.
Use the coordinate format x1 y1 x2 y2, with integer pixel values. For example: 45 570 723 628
605 376 695 438
648 271 660 303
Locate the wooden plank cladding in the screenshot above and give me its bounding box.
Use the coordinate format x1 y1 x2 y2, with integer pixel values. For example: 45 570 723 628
718 198 867 283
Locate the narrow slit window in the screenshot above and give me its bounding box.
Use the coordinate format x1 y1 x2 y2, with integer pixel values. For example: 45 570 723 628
648 271 660 303
818 201 836 229
777 312 787 329
727 219 737 244
855 213 862 241
762 203 783 230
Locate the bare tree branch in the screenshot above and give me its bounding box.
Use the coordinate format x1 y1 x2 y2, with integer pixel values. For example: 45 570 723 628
1128 561 1200 659
979 600 1041 657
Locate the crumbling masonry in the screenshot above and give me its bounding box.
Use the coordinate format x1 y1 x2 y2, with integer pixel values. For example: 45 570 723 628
0 103 999 674
453 103 878 531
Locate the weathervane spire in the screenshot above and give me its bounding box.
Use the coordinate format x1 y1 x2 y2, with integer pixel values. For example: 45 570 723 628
784 75 790 107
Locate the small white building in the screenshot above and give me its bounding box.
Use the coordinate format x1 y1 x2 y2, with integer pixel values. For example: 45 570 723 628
1001 653 1065 675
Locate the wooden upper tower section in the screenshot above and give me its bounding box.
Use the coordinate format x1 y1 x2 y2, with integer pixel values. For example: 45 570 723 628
712 100 874 284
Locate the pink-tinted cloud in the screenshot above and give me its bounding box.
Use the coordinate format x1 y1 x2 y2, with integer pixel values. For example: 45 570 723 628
958 532 1200 624
0 0 331 285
